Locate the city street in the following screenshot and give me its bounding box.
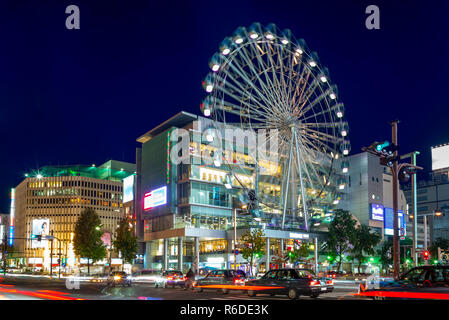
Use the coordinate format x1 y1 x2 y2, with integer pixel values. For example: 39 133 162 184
0 275 365 301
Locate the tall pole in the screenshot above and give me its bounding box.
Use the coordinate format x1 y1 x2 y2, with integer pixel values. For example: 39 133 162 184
411 152 419 266
50 230 54 278
233 208 237 271
314 237 318 274
2 234 6 275
391 121 400 279
424 215 428 266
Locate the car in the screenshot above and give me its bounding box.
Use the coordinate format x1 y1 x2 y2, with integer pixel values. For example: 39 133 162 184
197 267 218 280
131 269 160 284
155 270 185 288
245 268 323 300
297 268 334 294
326 270 346 279
360 265 449 300
106 271 131 287
194 269 246 294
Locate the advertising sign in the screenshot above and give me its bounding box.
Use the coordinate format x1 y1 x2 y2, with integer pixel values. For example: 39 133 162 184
370 204 384 221
31 219 50 248
432 144 449 171
123 175 134 203
384 208 406 236
143 186 167 211
101 232 111 247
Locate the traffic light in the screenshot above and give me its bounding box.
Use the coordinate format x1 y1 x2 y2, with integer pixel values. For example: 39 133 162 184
423 250 430 260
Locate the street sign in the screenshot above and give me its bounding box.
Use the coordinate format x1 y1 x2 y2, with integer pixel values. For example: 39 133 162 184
400 227 405 240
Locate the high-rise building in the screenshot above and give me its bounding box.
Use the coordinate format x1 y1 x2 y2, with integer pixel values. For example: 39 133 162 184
11 160 135 271
136 112 343 274
337 152 422 242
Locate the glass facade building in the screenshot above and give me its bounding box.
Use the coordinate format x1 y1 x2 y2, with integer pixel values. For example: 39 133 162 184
137 112 341 274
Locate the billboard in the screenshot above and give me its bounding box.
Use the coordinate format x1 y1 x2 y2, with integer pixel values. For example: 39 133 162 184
0 225 4 244
101 232 112 247
384 208 406 236
143 186 167 211
370 204 384 221
432 144 449 171
123 175 135 203
31 219 50 248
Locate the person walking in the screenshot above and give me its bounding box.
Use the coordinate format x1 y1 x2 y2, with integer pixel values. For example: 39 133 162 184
184 268 195 290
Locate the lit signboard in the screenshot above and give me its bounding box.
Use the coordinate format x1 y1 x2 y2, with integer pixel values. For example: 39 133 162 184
384 208 406 236
0 225 4 244
370 204 384 221
143 186 167 211
123 175 135 203
9 188 15 246
432 144 449 171
289 232 309 239
31 219 50 248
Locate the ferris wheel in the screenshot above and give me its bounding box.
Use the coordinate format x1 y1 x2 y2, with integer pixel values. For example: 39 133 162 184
200 23 350 232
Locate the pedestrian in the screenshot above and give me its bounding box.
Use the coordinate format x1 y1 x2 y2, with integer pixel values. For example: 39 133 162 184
184 268 195 290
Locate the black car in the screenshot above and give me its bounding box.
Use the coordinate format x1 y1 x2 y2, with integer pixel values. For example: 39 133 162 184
245 268 322 300
361 265 449 300
194 269 246 294
297 268 334 294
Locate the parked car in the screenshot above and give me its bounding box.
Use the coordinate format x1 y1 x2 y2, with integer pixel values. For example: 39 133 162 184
326 270 346 279
360 265 449 300
131 269 160 284
106 271 131 287
155 270 185 288
245 268 323 300
194 269 246 294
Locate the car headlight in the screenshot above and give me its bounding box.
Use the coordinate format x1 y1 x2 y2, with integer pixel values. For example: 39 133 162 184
114 276 121 281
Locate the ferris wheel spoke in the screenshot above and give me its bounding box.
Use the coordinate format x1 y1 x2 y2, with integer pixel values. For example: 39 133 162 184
297 87 334 119
223 55 280 112
302 102 343 122
234 45 284 110
218 67 275 115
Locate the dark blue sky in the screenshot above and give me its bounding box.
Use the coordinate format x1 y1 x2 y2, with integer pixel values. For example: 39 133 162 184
1 0 448 212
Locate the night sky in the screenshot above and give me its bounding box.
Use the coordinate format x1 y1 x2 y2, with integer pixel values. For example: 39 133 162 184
1 0 448 212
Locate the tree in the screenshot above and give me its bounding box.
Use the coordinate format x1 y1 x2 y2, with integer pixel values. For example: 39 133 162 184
239 229 265 276
429 237 449 259
113 216 138 267
287 242 310 264
351 224 381 274
378 238 393 273
73 208 107 274
325 209 357 272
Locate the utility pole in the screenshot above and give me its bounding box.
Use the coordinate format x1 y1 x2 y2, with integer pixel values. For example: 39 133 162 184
362 121 422 279
50 230 54 278
233 208 237 271
391 120 400 279
401 151 420 267
2 234 7 276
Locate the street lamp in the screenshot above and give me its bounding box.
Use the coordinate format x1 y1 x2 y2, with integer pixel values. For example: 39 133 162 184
419 210 442 264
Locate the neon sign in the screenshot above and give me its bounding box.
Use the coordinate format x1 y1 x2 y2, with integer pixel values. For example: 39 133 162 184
370 204 384 221
143 186 167 211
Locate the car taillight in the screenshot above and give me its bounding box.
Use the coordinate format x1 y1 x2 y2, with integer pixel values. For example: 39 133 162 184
332 274 336 278
167 276 173 280
309 280 320 286
326 280 333 285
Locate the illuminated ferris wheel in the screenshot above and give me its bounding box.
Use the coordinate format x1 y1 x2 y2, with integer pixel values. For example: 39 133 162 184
200 23 350 231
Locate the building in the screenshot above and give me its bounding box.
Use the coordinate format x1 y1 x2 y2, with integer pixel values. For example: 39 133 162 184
338 152 410 239
11 160 135 271
402 143 449 245
0 213 9 244
136 111 345 274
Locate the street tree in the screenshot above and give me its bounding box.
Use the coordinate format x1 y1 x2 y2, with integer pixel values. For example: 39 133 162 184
430 237 449 260
325 209 357 272
239 229 265 276
287 242 310 264
113 216 138 267
73 208 107 274
351 224 381 274
378 238 393 273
